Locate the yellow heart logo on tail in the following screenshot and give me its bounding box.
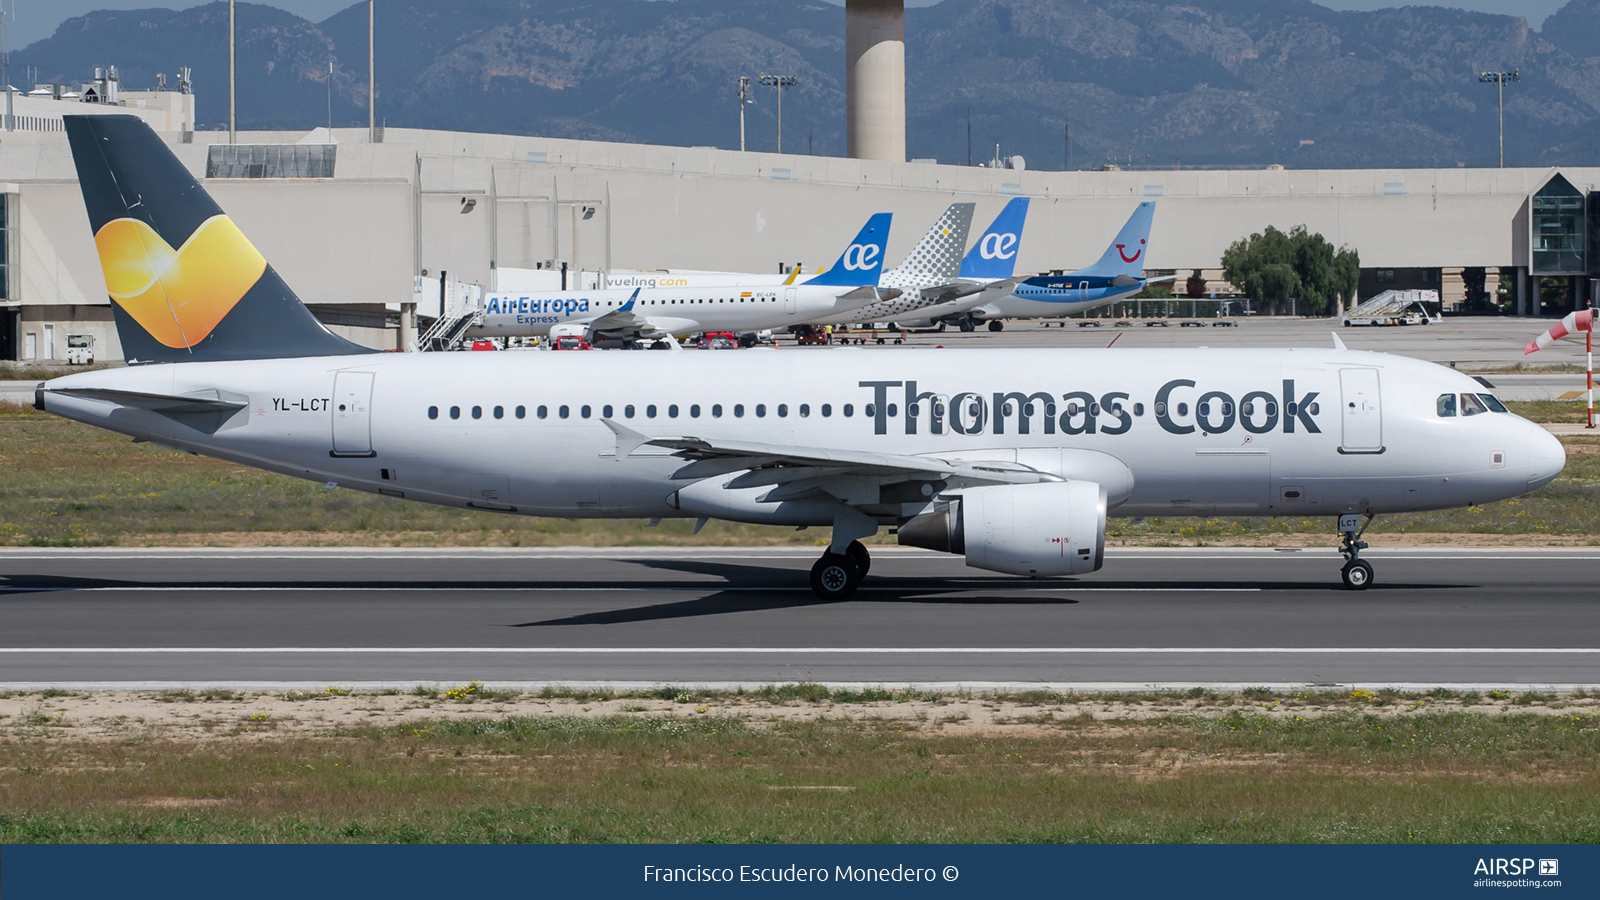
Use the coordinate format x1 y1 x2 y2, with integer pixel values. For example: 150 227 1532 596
93 215 266 349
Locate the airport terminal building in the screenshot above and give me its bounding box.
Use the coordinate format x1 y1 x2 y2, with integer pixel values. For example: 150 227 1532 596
1 83 1595 362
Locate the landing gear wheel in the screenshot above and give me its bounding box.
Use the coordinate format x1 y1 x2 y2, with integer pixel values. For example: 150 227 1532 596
959 320 976 333
1341 559 1374 590
988 319 1004 332
844 540 871 576
810 553 862 599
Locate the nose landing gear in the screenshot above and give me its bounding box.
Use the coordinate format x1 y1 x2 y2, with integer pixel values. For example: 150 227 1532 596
1338 513 1375 590
810 540 870 599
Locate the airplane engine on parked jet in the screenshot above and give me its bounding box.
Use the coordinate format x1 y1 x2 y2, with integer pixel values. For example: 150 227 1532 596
897 481 1106 576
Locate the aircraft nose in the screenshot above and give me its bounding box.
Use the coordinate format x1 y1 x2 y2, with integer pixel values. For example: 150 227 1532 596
1521 421 1566 491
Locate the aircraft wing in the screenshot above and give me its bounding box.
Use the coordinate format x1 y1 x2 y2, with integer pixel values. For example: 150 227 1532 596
601 418 1058 506
580 291 674 340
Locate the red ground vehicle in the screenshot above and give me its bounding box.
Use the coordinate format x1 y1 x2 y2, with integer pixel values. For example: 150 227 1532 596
697 332 739 350
552 335 592 350
792 324 831 345
469 340 497 351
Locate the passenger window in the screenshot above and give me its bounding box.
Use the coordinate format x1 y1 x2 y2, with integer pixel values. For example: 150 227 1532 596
799 404 810 417
712 404 723 417
1479 393 1509 413
690 404 701 418
581 405 592 419
1198 401 1209 417
428 406 438 420
865 404 874 417
888 403 897 417
1308 402 1319 415
559 405 570 419
1437 393 1457 417
909 403 920 417
647 404 658 418
515 405 526 419
734 404 745 417
603 404 614 418
1134 403 1145 416
821 404 832 417
756 404 767 417
1176 402 1188 416
625 405 635 418
472 406 483 419
493 405 504 419
537 405 548 419
1460 393 1488 416
777 404 788 417
844 404 854 417
1154 401 1167 417
450 406 461 420
669 405 679 418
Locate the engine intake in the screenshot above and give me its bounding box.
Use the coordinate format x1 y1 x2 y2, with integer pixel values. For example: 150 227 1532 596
898 481 1106 576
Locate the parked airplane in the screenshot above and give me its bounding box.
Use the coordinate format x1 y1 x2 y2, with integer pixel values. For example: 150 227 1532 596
814 200 1020 328
905 201 1164 332
463 214 895 347
40 116 1566 601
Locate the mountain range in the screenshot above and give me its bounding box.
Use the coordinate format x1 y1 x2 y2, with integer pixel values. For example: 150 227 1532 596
17 0 1600 169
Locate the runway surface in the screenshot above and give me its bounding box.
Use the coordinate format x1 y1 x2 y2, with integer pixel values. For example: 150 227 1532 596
1 547 1596 689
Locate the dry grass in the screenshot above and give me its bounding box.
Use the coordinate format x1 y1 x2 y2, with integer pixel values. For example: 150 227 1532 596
0 688 1595 843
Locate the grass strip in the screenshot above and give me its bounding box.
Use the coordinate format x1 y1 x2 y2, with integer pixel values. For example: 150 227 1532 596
1 710 1595 843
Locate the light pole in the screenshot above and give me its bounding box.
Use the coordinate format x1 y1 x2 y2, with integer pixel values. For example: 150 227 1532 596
736 75 752 152
759 74 797 152
368 0 375 143
228 0 235 143
1478 69 1518 168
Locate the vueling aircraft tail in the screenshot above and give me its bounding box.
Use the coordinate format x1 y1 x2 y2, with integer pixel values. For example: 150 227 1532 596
1075 201 1156 279
65 115 372 364
889 202 976 283
803 213 893 287
958 197 1029 280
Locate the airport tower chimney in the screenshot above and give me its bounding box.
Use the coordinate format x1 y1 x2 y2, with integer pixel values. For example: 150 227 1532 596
845 0 905 162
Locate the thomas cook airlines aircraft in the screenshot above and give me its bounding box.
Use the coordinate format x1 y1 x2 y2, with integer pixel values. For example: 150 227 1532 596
39 116 1566 597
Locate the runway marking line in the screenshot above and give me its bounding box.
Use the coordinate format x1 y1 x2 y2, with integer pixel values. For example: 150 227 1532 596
0 586 1261 594
0 647 1595 655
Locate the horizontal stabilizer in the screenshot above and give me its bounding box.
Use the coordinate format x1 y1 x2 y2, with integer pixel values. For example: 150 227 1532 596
46 386 251 434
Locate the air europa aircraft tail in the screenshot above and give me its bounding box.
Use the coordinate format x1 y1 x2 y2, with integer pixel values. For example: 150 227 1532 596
959 197 1029 280
1075 200 1156 279
802 212 893 287
65 114 372 364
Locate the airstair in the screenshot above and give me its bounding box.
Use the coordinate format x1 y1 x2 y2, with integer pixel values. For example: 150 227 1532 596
418 310 481 351
1341 289 1439 327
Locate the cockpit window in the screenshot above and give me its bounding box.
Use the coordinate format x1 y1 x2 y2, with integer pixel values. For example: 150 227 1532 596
1460 393 1489 416
1436 393 1456 417
1478 393 1509 413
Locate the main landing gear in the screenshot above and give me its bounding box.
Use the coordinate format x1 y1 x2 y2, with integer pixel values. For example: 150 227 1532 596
810 540 871 599
1338 513 1375 590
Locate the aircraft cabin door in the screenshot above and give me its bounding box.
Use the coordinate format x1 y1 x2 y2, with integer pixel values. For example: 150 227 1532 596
1338 368 1383 453
784 288 797 315
1078 281 1089 304
331 371 376 457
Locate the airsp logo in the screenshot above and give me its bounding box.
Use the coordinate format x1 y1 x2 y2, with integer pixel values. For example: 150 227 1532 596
842 243 881 271
979 232 1019 260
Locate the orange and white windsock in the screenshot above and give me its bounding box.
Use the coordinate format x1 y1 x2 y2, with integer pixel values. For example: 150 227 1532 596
1523 309 1596 354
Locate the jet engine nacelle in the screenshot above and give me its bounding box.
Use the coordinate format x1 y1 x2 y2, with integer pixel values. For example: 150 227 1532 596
897 481 1105 576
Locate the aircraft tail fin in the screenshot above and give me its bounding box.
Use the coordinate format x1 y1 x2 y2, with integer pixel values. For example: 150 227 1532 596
803 213 893 287
887 202 975 284
958 197 1029 280
1074 201 1155 278
64 114 372 364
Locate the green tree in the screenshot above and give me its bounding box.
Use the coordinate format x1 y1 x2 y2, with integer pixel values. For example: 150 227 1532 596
1222 224 1359 316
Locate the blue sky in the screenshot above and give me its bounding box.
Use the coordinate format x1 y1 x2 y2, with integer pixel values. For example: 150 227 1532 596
3 0 1569 53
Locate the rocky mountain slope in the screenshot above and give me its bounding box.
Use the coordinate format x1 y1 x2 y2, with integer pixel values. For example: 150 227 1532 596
17 0 1600 168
